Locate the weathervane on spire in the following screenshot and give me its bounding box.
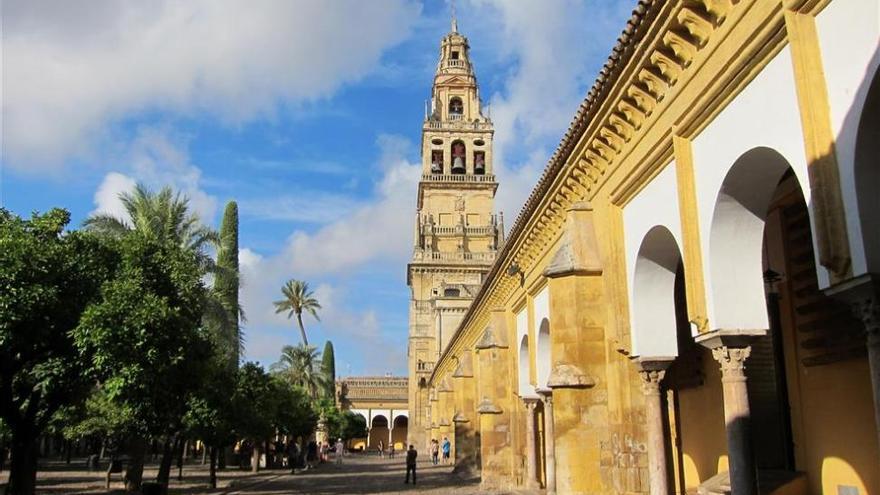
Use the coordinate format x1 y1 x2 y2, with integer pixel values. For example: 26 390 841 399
450 0 458 33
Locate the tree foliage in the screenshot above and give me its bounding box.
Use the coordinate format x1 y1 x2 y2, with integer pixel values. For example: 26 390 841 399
211 201 242 365
0 208 118 495
321 341 336 400
270 344 328 399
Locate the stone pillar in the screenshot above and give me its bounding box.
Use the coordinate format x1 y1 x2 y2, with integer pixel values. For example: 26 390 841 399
537 389 556 494
696 330 764 495
635 358 674 495
523 397 540 489
475 314 514 491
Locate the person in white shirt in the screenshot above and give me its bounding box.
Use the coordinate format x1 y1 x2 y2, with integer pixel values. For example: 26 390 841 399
335 439 345 465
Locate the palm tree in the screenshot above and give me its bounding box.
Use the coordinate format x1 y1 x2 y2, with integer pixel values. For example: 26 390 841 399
273 280 321 346
84 183 242 359
84 184 218 271
270 344 328 399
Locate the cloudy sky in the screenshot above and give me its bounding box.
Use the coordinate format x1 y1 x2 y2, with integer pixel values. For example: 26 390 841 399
1 0 634 375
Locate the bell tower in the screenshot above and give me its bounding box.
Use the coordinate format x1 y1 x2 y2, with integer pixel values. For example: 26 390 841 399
406 17 503 448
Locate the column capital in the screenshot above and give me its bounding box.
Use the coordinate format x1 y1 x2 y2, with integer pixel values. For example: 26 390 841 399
853 296 880 344
632 356 674 396
522 396 540 410
712 346 752 382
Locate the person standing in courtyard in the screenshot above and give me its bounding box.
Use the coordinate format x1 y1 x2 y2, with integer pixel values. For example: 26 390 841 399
405 444 417 484
335 438 344 465
430 439 439 465
441 437 451 465
378 440 385 458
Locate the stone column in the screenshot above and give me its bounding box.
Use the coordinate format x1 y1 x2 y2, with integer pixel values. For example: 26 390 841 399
537 389 556 494
523 397 540 489
696 330 764 495
635 358 674 495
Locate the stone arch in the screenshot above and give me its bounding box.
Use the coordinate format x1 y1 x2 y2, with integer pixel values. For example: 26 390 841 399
536 318 551 388
369 414 389 450
451 140 466 174
708 147 802 330
631 225 683 357
518 334 532 397
855 65 880 272
392 415 408 450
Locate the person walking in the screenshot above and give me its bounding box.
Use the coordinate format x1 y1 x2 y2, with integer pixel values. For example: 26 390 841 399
430 439 439 466
335 438 344 465
404 445 417 484
378 440 385 459
389 444 395 459
441 437 451 465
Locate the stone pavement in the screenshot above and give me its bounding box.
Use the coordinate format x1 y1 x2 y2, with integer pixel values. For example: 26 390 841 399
225 454 488 494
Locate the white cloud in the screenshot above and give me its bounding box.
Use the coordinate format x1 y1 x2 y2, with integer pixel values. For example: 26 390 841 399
239 193 362 224
90 126 218 223
2 0 421 172
283 135 420 276
92 172 137 219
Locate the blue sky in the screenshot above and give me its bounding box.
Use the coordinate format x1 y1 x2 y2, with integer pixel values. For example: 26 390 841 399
1 0 634 375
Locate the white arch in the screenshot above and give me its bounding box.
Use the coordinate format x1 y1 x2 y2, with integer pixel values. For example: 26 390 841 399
630 226 683 357
854 65 880 273
709 147 797 330
518 334 533 397
536 318 551 388
369 409 391 425
371 414 389 428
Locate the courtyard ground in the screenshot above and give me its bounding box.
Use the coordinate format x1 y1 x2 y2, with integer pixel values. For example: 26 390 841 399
0 452 525 494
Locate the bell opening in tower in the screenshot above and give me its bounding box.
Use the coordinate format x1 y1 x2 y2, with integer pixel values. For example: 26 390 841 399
431 150 444 174
449 97 463 117
474 151 485 175
451 140 466 174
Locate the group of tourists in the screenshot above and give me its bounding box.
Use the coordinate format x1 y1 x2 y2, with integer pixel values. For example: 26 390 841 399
429 437 451 465
374 440 396 458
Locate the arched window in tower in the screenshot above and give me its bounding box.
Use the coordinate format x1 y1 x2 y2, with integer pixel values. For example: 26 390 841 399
474 151 485 175
451 140 466 174
431 150 444 174
449 97 463 119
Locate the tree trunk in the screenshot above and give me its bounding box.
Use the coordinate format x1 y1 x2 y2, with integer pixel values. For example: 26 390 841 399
65 439 72 465
209 446 218 489
296 313 309 346
6 425 38 495
155 437 177 487
201 443 207 465
176 438 185 481
251 442 261 473
124 437 147 492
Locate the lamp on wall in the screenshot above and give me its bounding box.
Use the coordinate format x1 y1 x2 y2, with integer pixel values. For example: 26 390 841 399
507 262 525 287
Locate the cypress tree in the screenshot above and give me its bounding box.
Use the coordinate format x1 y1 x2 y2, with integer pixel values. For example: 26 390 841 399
215 201 240 365
321 341 336 399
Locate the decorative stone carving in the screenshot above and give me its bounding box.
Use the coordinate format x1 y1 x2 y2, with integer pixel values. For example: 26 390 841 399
477 397 502 414
547 363 596 389
712 346 751 381
452 411 470 423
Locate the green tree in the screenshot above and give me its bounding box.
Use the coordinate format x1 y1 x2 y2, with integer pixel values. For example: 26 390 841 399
211 201 242 365
232 363 277 473
273 280 321 346
270 344 328 399
183 361 236 488
321 341 337 400
0 208 117 495
74 234 212 491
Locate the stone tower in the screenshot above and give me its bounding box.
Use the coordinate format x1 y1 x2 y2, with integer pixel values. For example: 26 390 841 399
406 17 502 447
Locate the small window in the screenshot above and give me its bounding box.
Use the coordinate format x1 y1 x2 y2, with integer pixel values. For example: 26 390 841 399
451 51 459 60
443 288 460 297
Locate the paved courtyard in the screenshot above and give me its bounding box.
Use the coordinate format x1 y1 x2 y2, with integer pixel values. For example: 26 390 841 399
226 455 488 495
1 453 508 494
